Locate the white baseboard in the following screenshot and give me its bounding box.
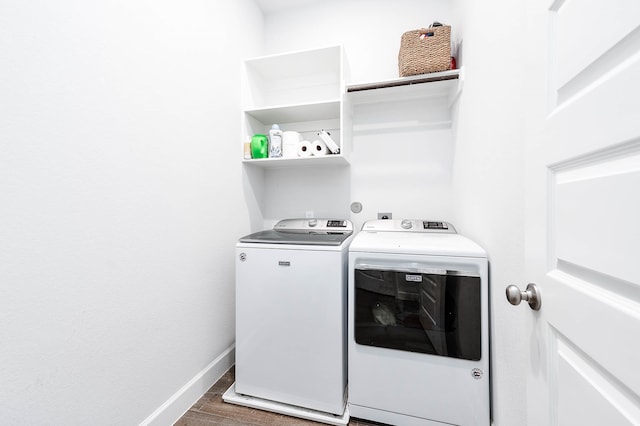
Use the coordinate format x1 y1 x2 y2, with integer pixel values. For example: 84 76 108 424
139 344 235 426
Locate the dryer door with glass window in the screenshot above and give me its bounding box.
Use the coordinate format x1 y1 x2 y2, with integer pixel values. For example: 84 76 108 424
354 264 481 361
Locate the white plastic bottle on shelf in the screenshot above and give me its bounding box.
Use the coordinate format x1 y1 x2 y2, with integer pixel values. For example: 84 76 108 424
269 124 283 158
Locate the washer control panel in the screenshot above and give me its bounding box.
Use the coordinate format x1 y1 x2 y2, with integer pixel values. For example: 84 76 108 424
327 220 348 228
274 218 353 233
423 221 450 230
361 219 456 233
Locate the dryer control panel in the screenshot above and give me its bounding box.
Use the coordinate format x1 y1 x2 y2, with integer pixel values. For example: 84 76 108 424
361 219 456 233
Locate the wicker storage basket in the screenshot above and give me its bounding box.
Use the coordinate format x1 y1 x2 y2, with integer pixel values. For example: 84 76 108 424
398 25 451 77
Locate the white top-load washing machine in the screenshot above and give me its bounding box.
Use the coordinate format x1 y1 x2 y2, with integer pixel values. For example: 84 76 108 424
224 218 354 425
348 219 490 426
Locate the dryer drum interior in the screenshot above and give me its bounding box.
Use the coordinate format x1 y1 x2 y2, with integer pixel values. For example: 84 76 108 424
354 266 481 361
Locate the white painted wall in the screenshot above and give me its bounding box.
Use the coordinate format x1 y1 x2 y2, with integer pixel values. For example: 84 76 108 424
261 0 455 230
450 0 527 425
0 1 262 424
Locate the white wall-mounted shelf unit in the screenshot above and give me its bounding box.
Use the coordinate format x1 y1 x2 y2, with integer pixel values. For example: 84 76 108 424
346 68 462 105
344 68 463 133
242 153 349 169
241 45 349 168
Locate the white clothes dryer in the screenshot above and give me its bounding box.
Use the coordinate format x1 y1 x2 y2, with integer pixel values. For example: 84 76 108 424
224 218 354 425
348 219 490 426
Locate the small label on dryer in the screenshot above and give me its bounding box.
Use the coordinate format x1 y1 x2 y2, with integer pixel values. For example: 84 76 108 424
405 274 423 283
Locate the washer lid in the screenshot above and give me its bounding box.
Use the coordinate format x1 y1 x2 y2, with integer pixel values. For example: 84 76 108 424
350 231 486 258
239 218 353 246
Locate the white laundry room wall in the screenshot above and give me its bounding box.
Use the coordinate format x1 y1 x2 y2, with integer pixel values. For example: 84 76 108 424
450 0 527 425
260 0 455 231
0 1 261 424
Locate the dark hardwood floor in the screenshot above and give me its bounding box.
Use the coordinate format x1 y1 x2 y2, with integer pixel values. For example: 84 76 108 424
174 367 381 426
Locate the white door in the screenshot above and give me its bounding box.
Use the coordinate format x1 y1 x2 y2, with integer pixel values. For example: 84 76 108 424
521 0 640 424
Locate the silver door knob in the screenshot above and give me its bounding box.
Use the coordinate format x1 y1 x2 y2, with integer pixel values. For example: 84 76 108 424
505 283 541 311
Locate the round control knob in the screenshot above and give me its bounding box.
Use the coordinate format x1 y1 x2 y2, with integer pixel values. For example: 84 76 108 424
401 219 412 229
308 219 318 227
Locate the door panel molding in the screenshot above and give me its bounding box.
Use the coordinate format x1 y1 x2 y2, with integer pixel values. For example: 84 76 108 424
547 140 640 283
556 259 640 308
549 0 640 107
546 268 640 397
550 327 640 425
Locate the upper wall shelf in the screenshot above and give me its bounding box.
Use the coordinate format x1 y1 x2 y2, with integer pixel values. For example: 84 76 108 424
345 68 463 106
241 45 349 169
244 99 340 125
242 153 349 169
243 45 343 110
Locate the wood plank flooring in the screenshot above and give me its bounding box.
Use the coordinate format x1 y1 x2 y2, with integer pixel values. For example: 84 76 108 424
174 367 383 426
